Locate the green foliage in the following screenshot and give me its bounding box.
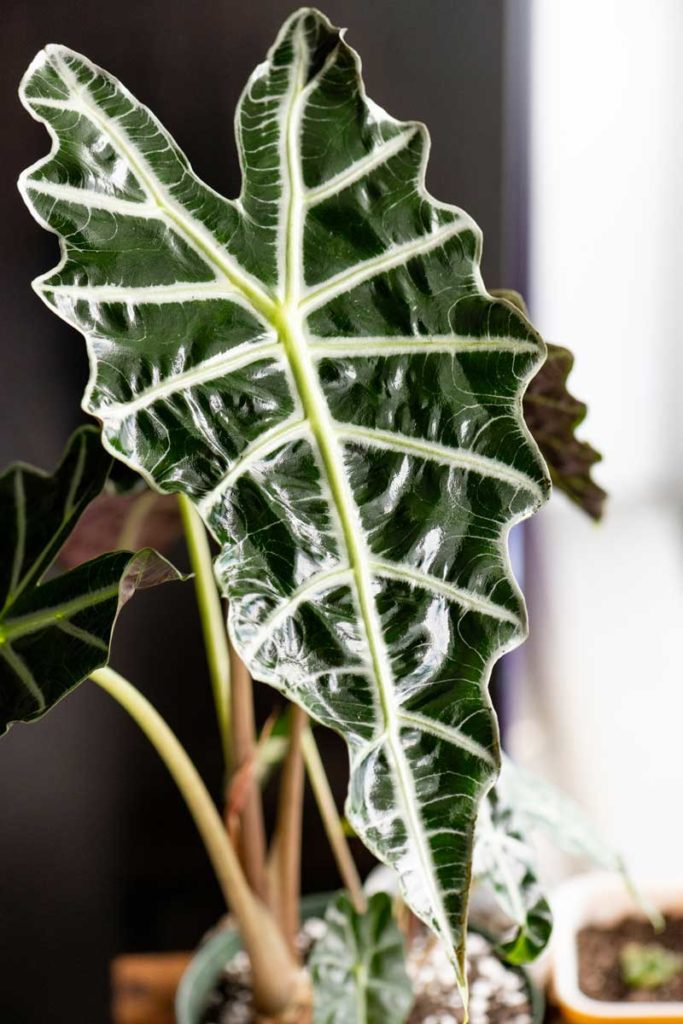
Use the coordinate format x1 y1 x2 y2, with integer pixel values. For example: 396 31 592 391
474 787 552 964
493 290 606 520
0 427 182 734
620 942 683 990
496 756 621 871
18 7 551 983
310 892 413 1024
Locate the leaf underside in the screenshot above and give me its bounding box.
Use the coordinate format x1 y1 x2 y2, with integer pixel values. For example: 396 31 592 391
58 486 181 568
493 291 606 521
0 427 181 734
310 891 413 1024
524 342 606 520
19 7 549 982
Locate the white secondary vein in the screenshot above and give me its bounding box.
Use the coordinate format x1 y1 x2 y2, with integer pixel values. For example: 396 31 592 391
100 338 282 421
396 710 495 767
308 335 539 357
336 423 544 501
41 281 245 304
24 178 158 216
300 220 469 313
244 564 353 660
196 416 308 514
304 127 418 206
35 48 276 323
370 558 522 627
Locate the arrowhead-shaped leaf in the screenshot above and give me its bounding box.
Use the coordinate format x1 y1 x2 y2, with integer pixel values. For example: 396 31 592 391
496 756 621 870
493 290 606 520
474 786 552 964
18 8 550 984
0 427 181 734
310 892 413 1024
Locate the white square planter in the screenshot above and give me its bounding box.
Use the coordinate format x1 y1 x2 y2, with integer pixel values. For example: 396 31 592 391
552 872 683 1022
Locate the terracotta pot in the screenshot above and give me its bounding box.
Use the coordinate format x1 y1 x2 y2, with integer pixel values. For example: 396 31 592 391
111 950 192 1024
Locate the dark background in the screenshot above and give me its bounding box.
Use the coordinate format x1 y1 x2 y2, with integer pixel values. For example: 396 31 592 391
0 1 529 1019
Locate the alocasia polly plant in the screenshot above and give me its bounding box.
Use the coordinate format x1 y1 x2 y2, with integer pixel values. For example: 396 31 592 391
1 6 612 1022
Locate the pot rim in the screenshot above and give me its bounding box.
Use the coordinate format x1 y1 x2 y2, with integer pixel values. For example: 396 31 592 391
552 871 683 1023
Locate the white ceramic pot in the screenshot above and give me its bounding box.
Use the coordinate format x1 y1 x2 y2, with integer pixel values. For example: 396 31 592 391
552 871 683 1023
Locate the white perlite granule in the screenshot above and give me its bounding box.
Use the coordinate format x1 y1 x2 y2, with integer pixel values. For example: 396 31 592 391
403 929 533 1024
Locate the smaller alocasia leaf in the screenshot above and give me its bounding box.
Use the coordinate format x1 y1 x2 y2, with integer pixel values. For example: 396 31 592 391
0 426 182 735
496 755 621 871
310 892 413 1024
493 289 607 520
474 786 553 965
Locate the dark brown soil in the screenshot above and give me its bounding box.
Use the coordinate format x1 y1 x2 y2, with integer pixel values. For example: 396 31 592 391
578 913 683 1003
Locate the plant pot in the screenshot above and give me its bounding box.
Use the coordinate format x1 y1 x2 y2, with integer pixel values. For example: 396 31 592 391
552 871 683 1022
176 892 545 1024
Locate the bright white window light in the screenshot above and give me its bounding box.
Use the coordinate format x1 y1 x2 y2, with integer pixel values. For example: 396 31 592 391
518 0 683 876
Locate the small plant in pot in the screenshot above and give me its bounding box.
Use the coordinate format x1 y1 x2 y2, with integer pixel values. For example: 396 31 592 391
1 7 623 1024
553 874 683 1023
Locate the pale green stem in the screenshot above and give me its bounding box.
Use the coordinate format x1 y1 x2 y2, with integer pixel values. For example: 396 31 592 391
178 494 231 766
302 726 366 913
90 667 302 1016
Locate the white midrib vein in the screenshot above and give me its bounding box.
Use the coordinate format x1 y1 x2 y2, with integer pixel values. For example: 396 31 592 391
278 24 459 966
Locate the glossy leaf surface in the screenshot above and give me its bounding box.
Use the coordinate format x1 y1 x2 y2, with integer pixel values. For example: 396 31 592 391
19 8 549 982
493 291 606 520
0 427 181 734
310 892 413 1024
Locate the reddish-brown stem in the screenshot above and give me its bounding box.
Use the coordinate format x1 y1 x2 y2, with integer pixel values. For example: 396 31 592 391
228 642 269 904
271 704 307 956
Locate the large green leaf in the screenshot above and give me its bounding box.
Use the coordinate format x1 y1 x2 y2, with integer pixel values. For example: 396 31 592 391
310 892 413 1024
0 427 181 734
18 8 550 985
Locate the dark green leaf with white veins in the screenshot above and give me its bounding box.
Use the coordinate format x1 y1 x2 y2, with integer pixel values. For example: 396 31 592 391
310 892 413 1024
0 427 181 734
19 7 550 986
474 785 552 964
